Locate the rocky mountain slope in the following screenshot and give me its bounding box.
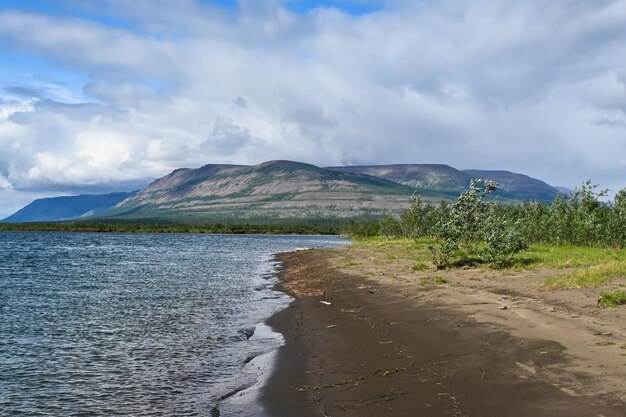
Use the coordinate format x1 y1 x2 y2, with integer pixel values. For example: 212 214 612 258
2 161 562 223
105 161 431 222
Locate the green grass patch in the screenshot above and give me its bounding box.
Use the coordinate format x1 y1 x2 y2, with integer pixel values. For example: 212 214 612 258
598 290 626 308
515 245 626 269
419 276 447 286
544 261 626 290
352 237 433 263
412 261 429 271
433 276 447 284
352 239 626 291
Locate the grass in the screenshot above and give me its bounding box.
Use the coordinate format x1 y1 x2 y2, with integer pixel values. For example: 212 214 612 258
511 245 626 290
353 236 432 255
544 261 626 290
412 261 429 271
352 237 626 291
419 276 447 286
433 276 447 284
598 290 626 308
337 259 359 268
515 245 626 269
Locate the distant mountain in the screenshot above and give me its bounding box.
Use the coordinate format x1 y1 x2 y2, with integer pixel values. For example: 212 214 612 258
3 161 562 224
328 165 559 202
326 164 470 194
554 186 573 195
104 160 434 222
2 192 135 223
462 170 559 202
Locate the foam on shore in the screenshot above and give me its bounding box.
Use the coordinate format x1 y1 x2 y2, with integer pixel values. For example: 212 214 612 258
215 323 284 417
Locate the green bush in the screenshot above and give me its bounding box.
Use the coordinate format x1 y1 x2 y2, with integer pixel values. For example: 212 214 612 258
427 178 528 269
479 206 528 268
428 238 458 270
346 179 626 267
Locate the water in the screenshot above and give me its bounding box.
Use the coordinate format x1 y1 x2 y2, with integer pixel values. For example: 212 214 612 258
0 232 347 416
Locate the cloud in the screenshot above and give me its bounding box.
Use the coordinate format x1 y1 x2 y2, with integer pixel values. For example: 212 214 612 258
205 117 253 154
593 115 626 128
1 0 626 217
0 174 12 190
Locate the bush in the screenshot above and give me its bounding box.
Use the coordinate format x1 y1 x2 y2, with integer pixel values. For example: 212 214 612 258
398 195 442 240
346 179 626 268
378 215 402 239
428 238 458 270
479 206 528 268
428 178 527 269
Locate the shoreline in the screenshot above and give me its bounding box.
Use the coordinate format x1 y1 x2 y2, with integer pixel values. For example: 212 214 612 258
216 323 283 417
262 247 626 416
214 253 297 417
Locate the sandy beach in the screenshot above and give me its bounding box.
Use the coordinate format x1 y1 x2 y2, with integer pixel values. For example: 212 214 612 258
262 245 626 417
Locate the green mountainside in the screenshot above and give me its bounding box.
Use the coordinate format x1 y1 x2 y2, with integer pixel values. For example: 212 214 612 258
2 161 562 224
462 169 560 201
326 164 470 193
104 160 428 223
328 165 559 202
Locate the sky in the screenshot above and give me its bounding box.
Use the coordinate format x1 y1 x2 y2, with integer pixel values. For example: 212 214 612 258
1 0 626 217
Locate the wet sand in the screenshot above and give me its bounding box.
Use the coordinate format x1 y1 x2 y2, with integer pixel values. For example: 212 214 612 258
262 248 626 417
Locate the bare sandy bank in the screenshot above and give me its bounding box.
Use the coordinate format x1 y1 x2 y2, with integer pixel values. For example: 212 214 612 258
262 245 625 417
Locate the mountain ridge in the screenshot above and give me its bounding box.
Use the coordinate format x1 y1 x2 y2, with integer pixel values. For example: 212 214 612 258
106 160 424 222
2 192 135 223
462 169 559 201
2 161 562 223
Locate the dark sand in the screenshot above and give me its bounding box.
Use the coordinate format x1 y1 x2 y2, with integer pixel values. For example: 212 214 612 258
262 250 625 417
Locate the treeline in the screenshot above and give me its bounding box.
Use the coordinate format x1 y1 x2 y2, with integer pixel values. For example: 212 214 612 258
0 221 343 235
345 180 626 268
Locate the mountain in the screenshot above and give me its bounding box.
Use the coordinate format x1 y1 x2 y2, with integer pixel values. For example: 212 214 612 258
554 186 573 195
104 160 435 222
328 165 560 202
326 164 470 194
462 170 559 202
2 192 135 223
3 161 562 224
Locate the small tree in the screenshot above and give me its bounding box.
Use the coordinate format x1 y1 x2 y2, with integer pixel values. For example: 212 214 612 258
428 178 528 269
378 215 401 239
479 204 527 268
429 179 497 269
398 195 439 240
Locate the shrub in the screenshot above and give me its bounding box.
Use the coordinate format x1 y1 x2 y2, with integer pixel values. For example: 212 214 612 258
428 178 525 269
479 206 528 268
378 215 402 239
428 238 458 270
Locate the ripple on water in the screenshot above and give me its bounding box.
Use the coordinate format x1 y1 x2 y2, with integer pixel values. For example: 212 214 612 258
0 232 348 417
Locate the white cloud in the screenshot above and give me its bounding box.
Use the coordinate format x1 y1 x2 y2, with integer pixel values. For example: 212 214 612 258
0 174 12 190
1 0 626 217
